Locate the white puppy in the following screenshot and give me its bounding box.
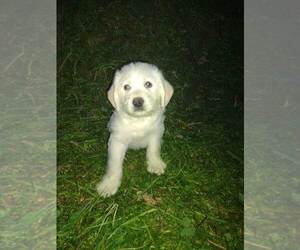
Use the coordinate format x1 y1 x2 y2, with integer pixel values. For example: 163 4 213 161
97 62 174 197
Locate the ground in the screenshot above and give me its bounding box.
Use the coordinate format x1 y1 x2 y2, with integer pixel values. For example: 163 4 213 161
57 0 243 249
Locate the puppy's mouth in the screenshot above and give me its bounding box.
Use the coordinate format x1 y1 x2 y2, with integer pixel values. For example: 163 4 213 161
133 106 144 112
128 105 153 117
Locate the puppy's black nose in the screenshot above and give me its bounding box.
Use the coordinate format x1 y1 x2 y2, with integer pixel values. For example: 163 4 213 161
132 97 144 108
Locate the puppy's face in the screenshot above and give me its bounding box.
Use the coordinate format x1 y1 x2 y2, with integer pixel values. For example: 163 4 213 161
108 63 173 117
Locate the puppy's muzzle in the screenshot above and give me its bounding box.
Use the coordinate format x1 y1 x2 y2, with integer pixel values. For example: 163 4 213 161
132 97 144 110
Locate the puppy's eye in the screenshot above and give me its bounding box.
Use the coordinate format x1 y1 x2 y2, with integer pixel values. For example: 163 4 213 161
124 84 131 91
144 81 152 88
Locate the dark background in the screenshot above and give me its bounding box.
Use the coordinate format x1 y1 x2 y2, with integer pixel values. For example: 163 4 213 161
57 0 243 249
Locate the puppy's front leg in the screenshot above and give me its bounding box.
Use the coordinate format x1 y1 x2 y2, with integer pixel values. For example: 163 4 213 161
97 136 127 197
147 134 166 175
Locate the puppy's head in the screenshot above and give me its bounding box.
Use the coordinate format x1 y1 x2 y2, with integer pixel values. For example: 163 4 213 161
108 62 173 117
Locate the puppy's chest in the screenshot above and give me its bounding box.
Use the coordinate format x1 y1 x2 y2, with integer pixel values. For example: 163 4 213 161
127 128 153 149
130 124 153 137
109 113 164 148
119 124 156 149
128 124 154 139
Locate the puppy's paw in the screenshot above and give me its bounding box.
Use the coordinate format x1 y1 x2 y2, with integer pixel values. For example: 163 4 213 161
147 159 166 175
96 176 120 197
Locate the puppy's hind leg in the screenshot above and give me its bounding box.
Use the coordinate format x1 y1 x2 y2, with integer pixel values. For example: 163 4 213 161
146 134 166 175
97 136 127 197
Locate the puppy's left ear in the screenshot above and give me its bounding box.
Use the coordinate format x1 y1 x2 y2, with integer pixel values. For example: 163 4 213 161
161 78 174 107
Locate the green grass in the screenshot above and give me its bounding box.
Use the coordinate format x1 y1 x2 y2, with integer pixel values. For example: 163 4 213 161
57 1 243 249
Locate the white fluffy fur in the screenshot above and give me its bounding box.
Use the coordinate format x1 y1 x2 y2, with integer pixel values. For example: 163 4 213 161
97 62 173 197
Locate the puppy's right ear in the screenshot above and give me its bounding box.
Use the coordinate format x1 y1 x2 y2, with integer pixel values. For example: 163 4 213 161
107 83 116 108
108 70 121 109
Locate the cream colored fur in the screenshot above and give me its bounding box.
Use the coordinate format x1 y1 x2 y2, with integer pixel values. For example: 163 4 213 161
97 62 173 197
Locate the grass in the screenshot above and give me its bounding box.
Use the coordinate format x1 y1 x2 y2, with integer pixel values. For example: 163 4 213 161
57 0 243 249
